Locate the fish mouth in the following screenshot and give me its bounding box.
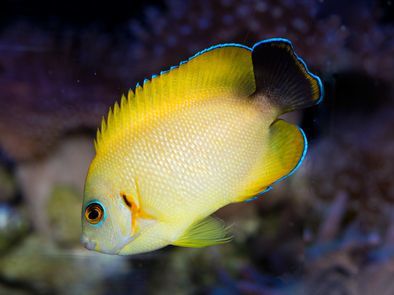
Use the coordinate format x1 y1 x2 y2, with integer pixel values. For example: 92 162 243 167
81 235 97 251
81 233 139 255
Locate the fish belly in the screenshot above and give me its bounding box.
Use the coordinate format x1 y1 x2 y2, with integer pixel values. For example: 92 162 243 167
130 98 270 221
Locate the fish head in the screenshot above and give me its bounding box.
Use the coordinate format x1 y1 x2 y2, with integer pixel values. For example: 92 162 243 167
81 164 136 255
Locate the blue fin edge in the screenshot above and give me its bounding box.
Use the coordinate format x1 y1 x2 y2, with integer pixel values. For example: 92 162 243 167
244 186 273 202
253 38 324 104
131 42 252 91
276 126 308 183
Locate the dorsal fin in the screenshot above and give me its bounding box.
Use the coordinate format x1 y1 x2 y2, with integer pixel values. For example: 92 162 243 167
95 44 255 153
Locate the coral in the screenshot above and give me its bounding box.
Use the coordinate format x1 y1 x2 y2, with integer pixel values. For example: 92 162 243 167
303 108 394 228
124 0 347 78
123 0 393 81
289 107 394 294
0 22 117 161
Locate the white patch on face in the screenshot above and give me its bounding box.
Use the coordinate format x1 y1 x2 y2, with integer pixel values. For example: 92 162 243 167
81 197 134 254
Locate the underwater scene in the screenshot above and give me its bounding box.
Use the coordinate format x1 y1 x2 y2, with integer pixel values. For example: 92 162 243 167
0 0 393 294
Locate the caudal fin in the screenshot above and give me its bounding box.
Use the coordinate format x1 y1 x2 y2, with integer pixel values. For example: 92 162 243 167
252 38 323 114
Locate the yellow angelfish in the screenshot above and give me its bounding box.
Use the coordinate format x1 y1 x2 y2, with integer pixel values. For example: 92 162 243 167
81 38 323 255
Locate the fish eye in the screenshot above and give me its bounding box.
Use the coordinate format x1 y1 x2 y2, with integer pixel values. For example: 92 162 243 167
85 202 104 224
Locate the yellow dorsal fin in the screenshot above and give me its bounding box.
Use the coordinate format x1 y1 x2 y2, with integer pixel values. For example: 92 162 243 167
172 216 232 248
235 119 307 202
95 44 255 153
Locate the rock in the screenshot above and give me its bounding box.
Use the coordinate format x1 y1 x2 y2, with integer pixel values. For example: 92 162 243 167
0 234 129 295
0 286 31 295
0 165 17 202
46 186 82 247
0 204 29 253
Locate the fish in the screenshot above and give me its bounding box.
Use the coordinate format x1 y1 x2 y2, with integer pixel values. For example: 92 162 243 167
81 38 323 255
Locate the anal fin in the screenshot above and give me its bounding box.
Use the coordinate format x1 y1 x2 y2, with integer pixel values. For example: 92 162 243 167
172 216 232 248
235 119 306 202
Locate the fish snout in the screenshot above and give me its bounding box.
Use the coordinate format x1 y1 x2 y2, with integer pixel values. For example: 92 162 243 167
81 235 97 250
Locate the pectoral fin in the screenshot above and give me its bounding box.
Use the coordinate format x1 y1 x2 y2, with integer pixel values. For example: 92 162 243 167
172 216 232 248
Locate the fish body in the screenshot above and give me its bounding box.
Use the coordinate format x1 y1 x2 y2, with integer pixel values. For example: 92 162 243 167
81 39 323 255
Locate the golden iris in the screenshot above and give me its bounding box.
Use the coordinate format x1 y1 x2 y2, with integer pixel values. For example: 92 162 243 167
85 203 104 224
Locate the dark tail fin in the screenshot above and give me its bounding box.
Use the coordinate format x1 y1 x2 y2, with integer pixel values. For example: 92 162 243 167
252 38 323 114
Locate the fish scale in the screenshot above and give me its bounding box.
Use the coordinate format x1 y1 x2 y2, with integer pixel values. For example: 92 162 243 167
126 99 266 220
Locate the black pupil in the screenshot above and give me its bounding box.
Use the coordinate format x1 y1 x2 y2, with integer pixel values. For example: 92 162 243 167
88 208 99 220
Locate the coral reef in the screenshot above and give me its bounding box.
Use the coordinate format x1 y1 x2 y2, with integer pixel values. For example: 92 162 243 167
297 107 394 294
0 22 117 161
303 107 394 231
